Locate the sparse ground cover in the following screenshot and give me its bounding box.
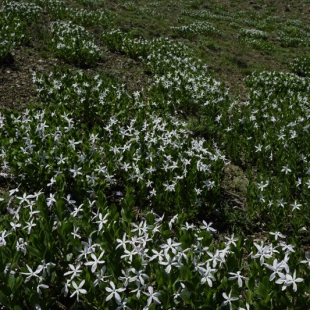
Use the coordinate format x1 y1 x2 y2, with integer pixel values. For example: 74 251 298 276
0 0 310 309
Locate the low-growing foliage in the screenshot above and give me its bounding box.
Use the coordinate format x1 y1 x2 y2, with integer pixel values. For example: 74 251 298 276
171 21 221 39
49 20 102 66
237 28 273 51
0 13 29 63
238 28 268 40
290 57 310 77
35 0 68 19
0 0 310 308
224 70 310 229
2 0 42 23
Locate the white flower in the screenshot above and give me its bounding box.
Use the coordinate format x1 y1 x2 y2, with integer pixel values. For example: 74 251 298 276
269 231 286 240
278 241 295 253
275 270 303 292
199 263 216 287
290 201 302 211
0 230 10 246
264 258 289 281
251 241 274 265
300 252 310 268
158 251 182 273
23 218 36 234
225 234 238 247
160 238 181 255
200 220 217 233
64 263 83 281
71 226 81 239
129 268 149 285
84 252 105 273
228 271 248 287
69 165 83 178
148 248 164 262
20 264 41 283
129 281 144 299
143 286 161 306
70 280 87 302
96 213 108 231
94 266 110 286
116 297 132 310
221 290 238 310
37 260 55 278
257 180 269 191
116 233 129 251
105 281 126 302
37 284 49 297
281 165 291 174
62 280 70 297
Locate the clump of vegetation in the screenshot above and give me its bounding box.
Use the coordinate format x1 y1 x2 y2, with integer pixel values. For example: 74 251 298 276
171 21 221 39
238 28 273 50
49 20 102 66
0 14 29 64
2 0 42 22
278 25 310 47
290 57 310 77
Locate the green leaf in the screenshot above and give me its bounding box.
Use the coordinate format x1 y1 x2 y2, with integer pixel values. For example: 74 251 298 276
180 287 191 303
180 265 191 281
96 190 107 211
12 251 22 268
7 274 15 291
146 211 155 225
257 281 267 298
0 291 10 307
155 269 165 287
180 231 195 249
120 187 134 223
246 277 255 291
14 276 23 291
262 275 271 291
60 221 71 238
27 245 41 258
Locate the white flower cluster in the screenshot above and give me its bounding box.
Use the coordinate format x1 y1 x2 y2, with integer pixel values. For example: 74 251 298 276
225 70 310 218
0 14 27 62
2 0 42 20
238 28 268 40
181 9 234 22
50 20 101 66
290 57 310 77
171 21 221 38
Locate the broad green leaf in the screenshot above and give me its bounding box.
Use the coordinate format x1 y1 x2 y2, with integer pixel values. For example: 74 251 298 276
7 274 15 291
0 291 10 307
27 245 41 258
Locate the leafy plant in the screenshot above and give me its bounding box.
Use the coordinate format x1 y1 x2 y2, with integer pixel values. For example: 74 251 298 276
49 20 102 67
